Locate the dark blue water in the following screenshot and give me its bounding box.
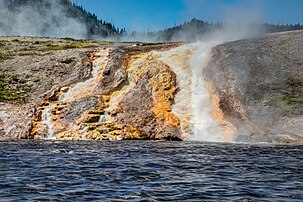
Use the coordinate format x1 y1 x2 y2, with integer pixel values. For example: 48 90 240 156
0 140 302 201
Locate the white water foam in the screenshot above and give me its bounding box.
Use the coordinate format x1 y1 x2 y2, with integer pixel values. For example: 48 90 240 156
157 42 225 142
156 44 195 135
60 50 109 102
41 103 56 139
190 42 224 142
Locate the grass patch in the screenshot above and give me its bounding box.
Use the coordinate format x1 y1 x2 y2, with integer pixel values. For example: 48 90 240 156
0 54 10 61
47 43 97 50
0 88 27 101
20 46 37 51
284 97 303 103
0 73 32 102
61 37 78 41
266 76 303 116
11 75 19 82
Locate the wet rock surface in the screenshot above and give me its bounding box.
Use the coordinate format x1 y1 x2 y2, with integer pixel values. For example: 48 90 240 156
0 37 181 141
0 36 107 139
1 32 303 143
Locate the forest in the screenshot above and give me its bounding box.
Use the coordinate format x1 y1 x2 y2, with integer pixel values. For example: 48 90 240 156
3 0 303 41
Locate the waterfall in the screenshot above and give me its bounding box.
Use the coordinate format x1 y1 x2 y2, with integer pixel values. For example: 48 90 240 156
31 44 232 141
157 42 227 142
41 104 56 139
190 42 225 142
60 50 109 102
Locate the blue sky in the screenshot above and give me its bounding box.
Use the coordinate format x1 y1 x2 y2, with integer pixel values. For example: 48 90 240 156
71 0 303 32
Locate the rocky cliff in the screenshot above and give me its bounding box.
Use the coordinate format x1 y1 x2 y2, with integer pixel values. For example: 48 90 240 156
1 31 303 143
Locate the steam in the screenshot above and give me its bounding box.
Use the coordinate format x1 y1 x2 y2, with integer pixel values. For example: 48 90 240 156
184 1 267 142
181 0 266 42
0 0 87 38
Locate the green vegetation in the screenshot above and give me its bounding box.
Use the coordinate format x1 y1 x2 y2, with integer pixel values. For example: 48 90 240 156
5 0 124 38
285 97 303 103
20 46 37 51
0 54 10 61
47 43 97 50
266 76 303 116
12 39 20 42
11 75 18 82
62 37 78 41
0 88 26 101
0 73 32 102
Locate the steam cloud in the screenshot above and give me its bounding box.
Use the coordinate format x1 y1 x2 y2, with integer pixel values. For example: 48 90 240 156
0 0 269 43
181 0 266 42
0 0 87 38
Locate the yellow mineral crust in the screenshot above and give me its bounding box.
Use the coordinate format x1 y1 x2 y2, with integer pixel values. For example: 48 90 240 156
156 45 195 137
205 79 235 141
56 123 141 140
30 121 46 139
52 51 150 141
148 60 180 129
31 44 237 141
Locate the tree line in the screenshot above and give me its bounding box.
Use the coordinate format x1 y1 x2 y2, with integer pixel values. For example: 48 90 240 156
4 1 303 41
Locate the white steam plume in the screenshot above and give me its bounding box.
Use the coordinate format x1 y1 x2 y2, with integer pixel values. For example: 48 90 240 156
0 0 87 38
178 0 266 42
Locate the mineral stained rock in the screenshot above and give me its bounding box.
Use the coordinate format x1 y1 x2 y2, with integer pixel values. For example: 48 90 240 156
19 39 183 141
1 31 303 143
1 37 182 140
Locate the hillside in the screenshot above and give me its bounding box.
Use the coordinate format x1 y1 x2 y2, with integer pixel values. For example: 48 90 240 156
204 30 303 143
0 36 182 140
2 1 303 42
0 31 303 143
0 0 124 39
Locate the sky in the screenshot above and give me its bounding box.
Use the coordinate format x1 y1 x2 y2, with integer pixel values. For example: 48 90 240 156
71 0 303 32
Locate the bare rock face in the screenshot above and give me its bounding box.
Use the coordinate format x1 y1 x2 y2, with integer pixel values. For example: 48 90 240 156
25 42 182 141
0 36 105 140
94 48 128 95
115 58 181 140
2 32 303 143
204 31 303 143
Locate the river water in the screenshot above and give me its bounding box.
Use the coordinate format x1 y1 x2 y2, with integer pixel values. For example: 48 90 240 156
0 140 302 201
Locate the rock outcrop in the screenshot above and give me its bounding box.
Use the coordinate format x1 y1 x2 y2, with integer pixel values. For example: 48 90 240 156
30 45 183 141
0 37 182 140
1 31 303 143
204 30 303 143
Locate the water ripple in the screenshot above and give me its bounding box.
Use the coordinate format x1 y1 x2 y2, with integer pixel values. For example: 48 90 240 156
0 140 302 201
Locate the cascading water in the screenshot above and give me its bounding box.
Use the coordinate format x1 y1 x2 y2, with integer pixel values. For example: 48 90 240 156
36 49 110 139
190 42 225 142
32 44 232 141
158 41 227 142
60 50 109 102
41 103 56 139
